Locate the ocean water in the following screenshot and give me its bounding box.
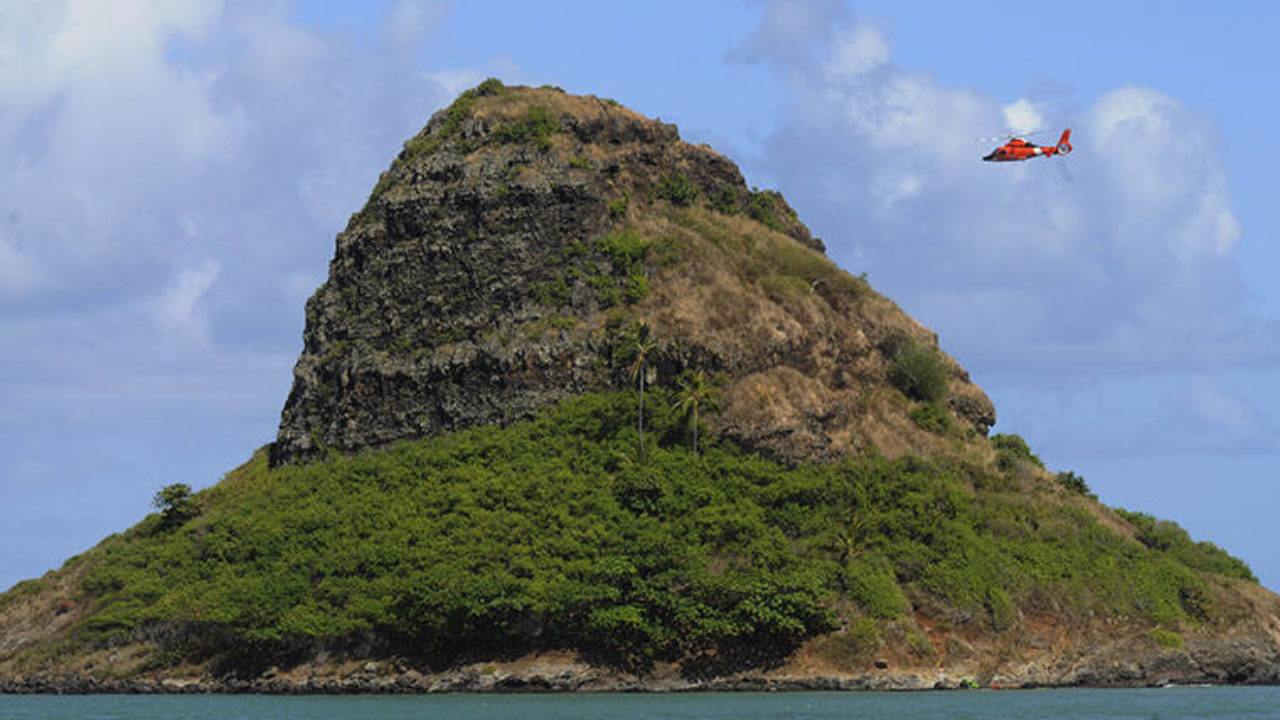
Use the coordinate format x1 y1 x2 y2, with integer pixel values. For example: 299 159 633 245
1 687 1278 720
2 681 1280 717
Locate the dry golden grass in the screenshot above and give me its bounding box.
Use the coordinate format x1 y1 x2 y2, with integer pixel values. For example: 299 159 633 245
581 204 997 465
0 563 92 674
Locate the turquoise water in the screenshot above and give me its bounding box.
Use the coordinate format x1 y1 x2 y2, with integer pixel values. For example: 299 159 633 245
2 687 1279 720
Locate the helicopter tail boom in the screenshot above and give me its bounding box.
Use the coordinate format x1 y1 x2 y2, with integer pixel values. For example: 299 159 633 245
1055 128 1073 155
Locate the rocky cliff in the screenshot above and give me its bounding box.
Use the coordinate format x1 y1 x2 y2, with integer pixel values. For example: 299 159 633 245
271 81 993 467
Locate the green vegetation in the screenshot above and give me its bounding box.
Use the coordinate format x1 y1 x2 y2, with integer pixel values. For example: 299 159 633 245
1055 470 1095 499
1148 628 1185 649
888 338 949 403
1117 509 1255 581
0 578 47 614
608 194 629 218
590 229 651 307
909 402 952 434
597 230 648 277
657 172 699 206
842 558 910 619
658 205 862 310
521 228 655 313
746 189 792 233
151 483 198 530
471 77 506 97
991 433 1044 472
624 274 649 303
493 105 559 151
47 391 1254 677
404 83 487 158
387 78 511 174
710 186 740 215
359 78 508 217
701 185 797 235
815 617 880 666
620 321 658 461
675 369 721 454
529 275 573 307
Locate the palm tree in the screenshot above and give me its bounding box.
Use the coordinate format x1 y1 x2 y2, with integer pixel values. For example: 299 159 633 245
675 369 719 454
625 321 658 461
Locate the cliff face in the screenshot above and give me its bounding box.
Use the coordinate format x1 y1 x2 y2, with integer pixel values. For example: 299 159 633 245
272 82 993 467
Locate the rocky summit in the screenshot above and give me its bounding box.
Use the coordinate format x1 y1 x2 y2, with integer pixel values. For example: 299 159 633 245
3 81 1279 692
271 80 993 468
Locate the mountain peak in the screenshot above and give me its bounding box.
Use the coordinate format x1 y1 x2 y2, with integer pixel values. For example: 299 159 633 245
270 79 991 467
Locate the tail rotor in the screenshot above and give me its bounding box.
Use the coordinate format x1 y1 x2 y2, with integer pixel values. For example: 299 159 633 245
1054 128 1073 155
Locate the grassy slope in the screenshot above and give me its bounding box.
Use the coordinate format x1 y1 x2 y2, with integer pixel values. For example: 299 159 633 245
1 390 1254 679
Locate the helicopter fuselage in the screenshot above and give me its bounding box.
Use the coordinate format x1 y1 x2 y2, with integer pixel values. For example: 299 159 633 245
982 129 1072 162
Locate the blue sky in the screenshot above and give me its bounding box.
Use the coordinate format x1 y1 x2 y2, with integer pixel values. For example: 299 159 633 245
2 0 1277 595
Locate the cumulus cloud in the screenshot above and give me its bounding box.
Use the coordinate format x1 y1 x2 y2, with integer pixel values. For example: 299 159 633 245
735 0 1269 459
382 0 450 51
0 0 479 588
0 0 463 350
825 20 889 78
733 0 849 71
148 259 221 345
739 1 1256 376
1001 99 1044 136
0 0 467 398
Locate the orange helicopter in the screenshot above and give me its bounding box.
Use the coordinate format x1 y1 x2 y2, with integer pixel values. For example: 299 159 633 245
982 128 1072 162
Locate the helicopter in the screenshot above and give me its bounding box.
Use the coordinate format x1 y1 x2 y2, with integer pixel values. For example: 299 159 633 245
982 128 1072 162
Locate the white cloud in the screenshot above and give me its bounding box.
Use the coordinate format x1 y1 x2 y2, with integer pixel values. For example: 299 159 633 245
382 0 449 51
736 0 1268 457
148 259 221 344
732 0 849 74
1001 98 1043 136
0 0 483 590
47 1 220 81
1091 87 1240 261
0 0 463 310
425 68 490 98
740 2 1254 375
825 21 889 79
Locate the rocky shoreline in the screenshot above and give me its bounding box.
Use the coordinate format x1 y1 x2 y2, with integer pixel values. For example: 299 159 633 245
3 664 1273 695
0 677 1171 695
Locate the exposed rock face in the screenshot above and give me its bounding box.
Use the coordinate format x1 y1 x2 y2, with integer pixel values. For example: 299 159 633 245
272 82 992 466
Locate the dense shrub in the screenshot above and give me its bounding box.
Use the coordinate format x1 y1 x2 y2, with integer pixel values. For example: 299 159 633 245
592 230 651 306
1148 628 1184 649
67 392 1256 674
471 77 505 96
889 339 949 403
657 172 699 206
151 483 198 529
991 433 1044 472
493 105 559 150
1117 509 1255 581
909 402 952 434
746 189 789 233
1055 470 1095 498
